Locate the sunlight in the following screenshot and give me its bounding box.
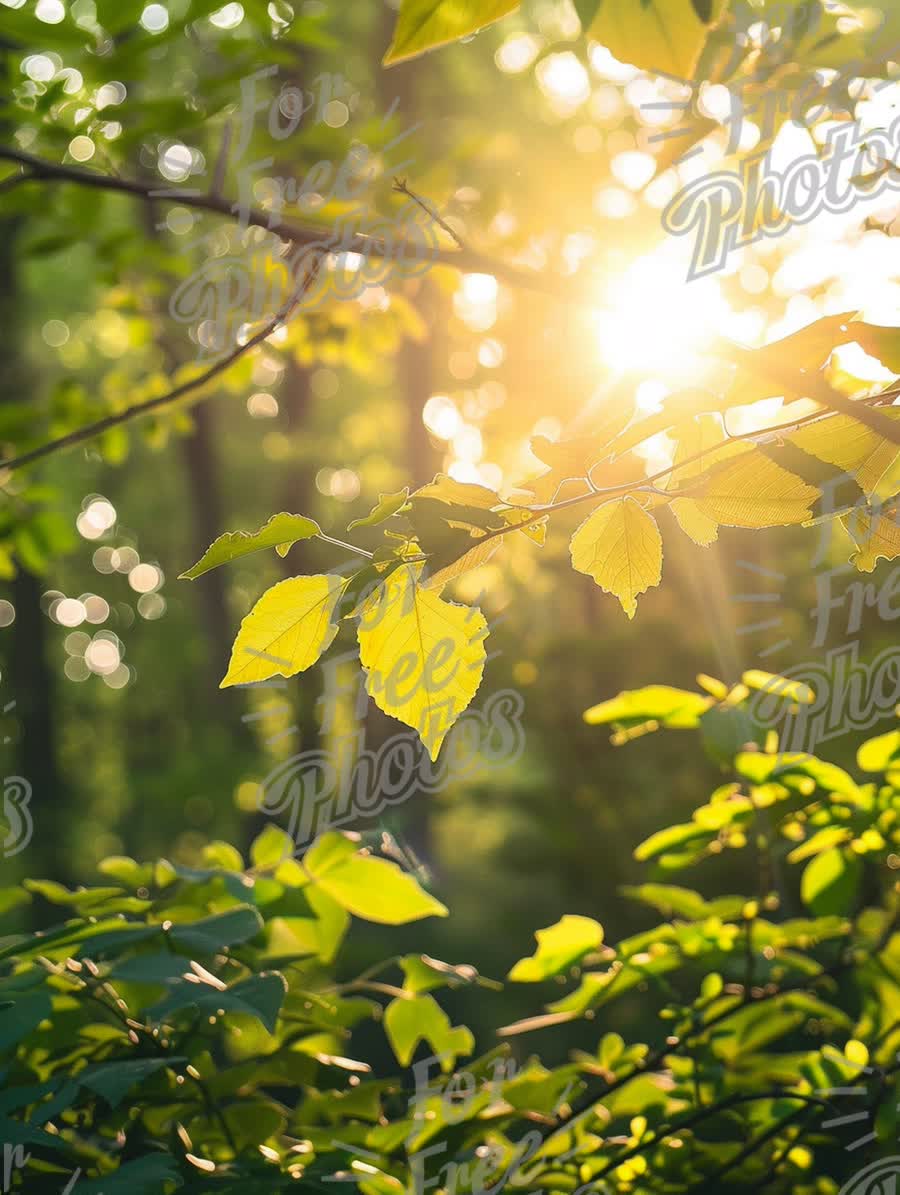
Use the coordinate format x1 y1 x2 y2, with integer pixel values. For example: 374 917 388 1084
592 248 735 380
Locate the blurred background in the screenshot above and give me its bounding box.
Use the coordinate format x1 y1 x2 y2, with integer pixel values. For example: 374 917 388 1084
2 0 900 1056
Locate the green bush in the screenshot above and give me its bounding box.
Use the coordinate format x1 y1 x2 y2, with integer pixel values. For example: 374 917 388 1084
2 679 899 1193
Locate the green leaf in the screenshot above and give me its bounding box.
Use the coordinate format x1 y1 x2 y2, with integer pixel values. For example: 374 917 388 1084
220 574 346 688
621 884 744 922
304 831 448 924
586 0 726 78
348 488 410 531
148 973 287 1032
251 824 294 869
508 915 604 982
383 994 474 1068
0 887 31 918
634 822 711 863
857 728 900 772
79 1058 179 1108
0 993 51 1051
584 685 711 728
801 849 862 916
168 905 264 952
179 513 320 579
222 1100 286 1149
384 0 520 66
72 1155 184 1194
400 954 478 994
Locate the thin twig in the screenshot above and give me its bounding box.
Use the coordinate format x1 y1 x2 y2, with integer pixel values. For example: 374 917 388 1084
393 176 466 250
0 256 323 472
3 143 898 473
0 145 570 300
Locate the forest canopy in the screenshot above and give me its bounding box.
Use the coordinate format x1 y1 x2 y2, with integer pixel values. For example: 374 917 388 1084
1 0 900 1192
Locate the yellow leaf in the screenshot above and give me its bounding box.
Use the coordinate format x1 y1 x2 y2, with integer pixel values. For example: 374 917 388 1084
412 474 500 509
845 503 900 572
569 496 663 619
791 411 900 495
725 312 859 407
693 449 819 528
220 575 345 688
423 536 501 591
671 498 718 545
668 413 726 485
357 564 487 759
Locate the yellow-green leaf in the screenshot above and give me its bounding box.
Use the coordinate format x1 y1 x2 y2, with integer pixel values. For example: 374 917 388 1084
383 994 473 1068
384 0 520 66
569 496 662 619
584 684 712 728
412 474 500 509
588 0 726 79
348 488 410 532
508 915 604 982
304 832 448 924
180 513 320 579
845 503 900 572
357 563 487 758
693 449 819 528
742 671 815 705
220 575 344 688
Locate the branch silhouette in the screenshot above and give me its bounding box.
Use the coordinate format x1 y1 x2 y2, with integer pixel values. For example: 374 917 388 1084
1 144 898 474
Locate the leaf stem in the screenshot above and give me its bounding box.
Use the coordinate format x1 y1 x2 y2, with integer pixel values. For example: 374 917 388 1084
316 533 375 559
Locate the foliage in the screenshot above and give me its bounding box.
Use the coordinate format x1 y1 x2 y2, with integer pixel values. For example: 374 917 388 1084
2 698 899 1191
189 324 900 755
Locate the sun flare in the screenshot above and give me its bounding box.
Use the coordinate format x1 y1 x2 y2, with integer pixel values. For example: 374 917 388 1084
592 248 735 380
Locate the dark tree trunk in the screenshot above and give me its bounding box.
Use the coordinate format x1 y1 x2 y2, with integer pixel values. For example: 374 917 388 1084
0 188 67 882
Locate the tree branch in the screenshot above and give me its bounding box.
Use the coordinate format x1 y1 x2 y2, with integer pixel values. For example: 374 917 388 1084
0 145 573 300
0 256 322 472
2 144 898 475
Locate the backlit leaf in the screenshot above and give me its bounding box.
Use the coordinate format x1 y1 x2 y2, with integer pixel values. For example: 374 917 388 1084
180 513 320 579
671 498 719 545
844 503 900 571
348 488 410 531
357 563 487 758
587 0 726 78
221 574 345 688
304 831 448 924
791 412 900 495
693 449 819 528
801 848 861 916
383 993 474 1067
584 684 711 728
508 915 604 981
570 497 662 618
384 1 520 66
